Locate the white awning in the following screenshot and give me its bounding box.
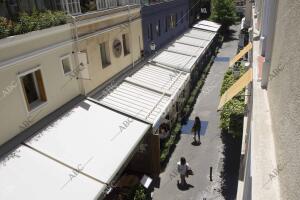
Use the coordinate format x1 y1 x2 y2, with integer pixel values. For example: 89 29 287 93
152 51 197 72
165 42 205 57
184 29 216 41
0 146 103 199
193 24 219 32
199 20 221 28
94 81 173 127
25 99 150 190
125 63 190 98
176 35 209 47
193 20 221 32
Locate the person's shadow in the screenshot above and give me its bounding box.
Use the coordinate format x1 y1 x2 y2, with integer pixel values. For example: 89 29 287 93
181 120 208 136
191 140 201 146
177 181 194 191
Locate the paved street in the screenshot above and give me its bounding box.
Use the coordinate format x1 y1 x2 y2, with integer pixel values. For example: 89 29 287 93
152 25 240 200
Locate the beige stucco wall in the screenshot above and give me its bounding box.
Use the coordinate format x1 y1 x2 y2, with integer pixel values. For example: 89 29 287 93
0 42 81 145
0 24 73 62
75 7 143 94
0 6 143 146
78 18 143 94
267 0 300 199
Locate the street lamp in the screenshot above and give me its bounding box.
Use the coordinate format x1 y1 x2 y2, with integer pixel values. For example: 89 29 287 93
150 41 156 52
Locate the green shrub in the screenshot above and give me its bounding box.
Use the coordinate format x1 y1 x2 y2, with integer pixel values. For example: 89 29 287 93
219 64 246 137
0 17 12 39
53 11 68 25
160 125 181 162
15 12 37 34
1 10 67 39
128 185 151 200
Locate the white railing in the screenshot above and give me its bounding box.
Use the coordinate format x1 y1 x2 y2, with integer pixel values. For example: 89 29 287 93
96 0 140 10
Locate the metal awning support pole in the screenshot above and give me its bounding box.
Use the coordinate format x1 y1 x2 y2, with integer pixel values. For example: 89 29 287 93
127 4 135 70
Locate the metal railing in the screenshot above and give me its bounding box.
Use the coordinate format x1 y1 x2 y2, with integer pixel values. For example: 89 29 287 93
96 0 141 10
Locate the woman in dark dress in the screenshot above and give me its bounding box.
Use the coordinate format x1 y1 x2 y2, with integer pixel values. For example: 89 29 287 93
192 116 201 144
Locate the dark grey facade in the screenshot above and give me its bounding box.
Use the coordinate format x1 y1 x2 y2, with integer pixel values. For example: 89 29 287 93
141 0 189 56
189 0 211 26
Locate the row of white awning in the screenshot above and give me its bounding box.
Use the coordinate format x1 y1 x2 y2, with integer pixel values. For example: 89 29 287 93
0 100 150 199
151 20 220 73
0 146 104 199
0 20 220 199
193 20 221 32
93 21 220 127
94 64 190 128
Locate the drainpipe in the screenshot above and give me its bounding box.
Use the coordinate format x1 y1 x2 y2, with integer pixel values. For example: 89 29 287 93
127 4 135 69
70 15 86 95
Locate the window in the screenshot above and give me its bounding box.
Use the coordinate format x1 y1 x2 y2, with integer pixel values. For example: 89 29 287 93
20 69 47 111
147 23 153 41
81 50 89 64
170 14 176 29
157 20 161 36
165 16 169 32
122 33 130 56
181 11 183 24
166 14 176 31
186 9 189 21
61 55 72 75
99 42 110 68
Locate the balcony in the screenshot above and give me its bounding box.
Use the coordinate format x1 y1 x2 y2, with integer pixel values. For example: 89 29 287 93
0 0 141 17
0 0 141 40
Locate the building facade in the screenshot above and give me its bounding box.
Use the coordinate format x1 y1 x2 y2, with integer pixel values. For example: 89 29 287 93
141 0 189 55
189 0 211 26
0 3 143 151
0 0 141 16
237 0 300 199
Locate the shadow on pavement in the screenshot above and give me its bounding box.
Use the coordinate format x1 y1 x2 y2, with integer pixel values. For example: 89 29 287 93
181 120 208 136
223 28 239 42
220 132 242 200
191 141 201 146
176 182 194 191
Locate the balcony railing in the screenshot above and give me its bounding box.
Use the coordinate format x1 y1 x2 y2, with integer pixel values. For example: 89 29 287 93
96 0 141 10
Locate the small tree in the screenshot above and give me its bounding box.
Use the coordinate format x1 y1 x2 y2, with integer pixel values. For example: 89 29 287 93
210 0 237 30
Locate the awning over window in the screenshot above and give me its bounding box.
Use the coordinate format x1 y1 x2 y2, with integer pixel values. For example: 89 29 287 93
184 29 216 40
94 80 173 127
152 50 197 72
125 63 190 98
176 36 209 47
193 20 221 32
151 22 218 73
165 42 205 57
229 43 253 67
23 99 150 196
0 146 104 199
218 68 253 110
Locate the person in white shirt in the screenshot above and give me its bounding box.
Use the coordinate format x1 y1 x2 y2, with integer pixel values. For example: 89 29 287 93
177 157 190 186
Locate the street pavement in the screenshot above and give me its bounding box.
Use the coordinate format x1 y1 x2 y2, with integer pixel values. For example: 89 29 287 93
152 25 240 200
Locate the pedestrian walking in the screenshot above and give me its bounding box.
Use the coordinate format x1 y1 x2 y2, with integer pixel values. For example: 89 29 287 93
177 157 191 186
192 116 201 144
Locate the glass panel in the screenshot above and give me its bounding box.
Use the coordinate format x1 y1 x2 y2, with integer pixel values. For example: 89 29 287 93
62 57 71 74
122 34 130 55
100 42 110 67
21 73 39 104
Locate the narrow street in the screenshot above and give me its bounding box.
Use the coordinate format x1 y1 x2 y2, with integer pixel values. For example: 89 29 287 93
152 25 240 200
